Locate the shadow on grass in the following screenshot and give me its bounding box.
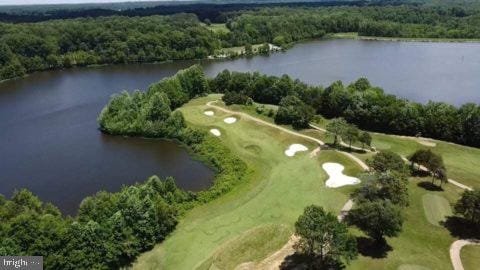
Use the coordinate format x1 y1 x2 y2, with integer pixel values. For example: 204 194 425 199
417 181 444 192
442 216 480 239
280 253 345 270
410 169 431 178
325 143 368 154
356 236 392 258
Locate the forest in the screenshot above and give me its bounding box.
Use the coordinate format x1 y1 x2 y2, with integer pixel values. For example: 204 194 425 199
211 70 480 148
1 4 480 81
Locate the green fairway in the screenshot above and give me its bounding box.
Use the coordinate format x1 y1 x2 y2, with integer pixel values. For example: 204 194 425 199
133 96 472 270
133 95 363 269
422 194 453 226
461 245 480 270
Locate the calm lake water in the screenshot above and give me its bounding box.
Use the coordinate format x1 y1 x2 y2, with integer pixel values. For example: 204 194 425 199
1 39 479 214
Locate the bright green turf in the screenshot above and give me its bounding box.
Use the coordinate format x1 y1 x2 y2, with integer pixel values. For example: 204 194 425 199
461 245 480 270
421 194 453 226
134 95 363 269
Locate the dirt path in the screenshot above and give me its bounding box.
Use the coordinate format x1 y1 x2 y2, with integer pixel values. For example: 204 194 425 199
309 124 374 153
234 198 354 270
450 239 480 270
207 101 325 146
400 157 473 191
207 101 374 172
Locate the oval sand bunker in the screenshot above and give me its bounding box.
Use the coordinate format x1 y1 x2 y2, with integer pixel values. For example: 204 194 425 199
204 110 214 116
224 117 237 124
322 162 360 188
210 129 221 137
284 144 308 157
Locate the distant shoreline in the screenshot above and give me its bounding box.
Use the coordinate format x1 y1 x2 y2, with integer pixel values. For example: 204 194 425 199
327 32 480 43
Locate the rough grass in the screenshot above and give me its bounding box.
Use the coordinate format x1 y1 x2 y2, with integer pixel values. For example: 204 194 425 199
461 245 480 270
422 194 453 226
133 95 361 269
196 224 291 270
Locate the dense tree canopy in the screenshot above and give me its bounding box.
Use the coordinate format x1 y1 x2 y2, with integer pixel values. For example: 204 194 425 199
454 190 480 226
211 72 480 148
295 205 357 268
2 4 480 81
347 200 404 243
368 151 406 173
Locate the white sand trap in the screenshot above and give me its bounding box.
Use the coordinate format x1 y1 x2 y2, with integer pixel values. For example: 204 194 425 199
224 117 237 124
210 129 221 136
204 110 214 116
323 163 361 188
417 139 436 147
284 144 308 157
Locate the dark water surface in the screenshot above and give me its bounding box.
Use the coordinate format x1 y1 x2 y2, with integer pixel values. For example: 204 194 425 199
1 39 479 214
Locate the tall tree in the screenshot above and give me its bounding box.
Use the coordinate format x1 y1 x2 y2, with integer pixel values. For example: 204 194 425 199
295 205 357 268
347 200 403 244
326 118 348 146
454 190 480 226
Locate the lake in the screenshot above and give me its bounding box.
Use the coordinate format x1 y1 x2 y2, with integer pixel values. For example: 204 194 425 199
1 39 479 214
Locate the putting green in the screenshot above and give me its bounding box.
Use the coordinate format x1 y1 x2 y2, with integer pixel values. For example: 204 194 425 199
422 194 452 226
461 245 480 270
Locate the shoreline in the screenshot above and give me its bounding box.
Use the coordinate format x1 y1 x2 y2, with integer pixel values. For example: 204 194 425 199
328 32 480 43
2 35 479 85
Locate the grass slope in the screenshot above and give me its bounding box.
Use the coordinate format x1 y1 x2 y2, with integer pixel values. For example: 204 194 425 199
133 95 362 269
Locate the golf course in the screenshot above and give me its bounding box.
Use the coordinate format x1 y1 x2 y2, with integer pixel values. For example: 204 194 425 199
133 94 477 269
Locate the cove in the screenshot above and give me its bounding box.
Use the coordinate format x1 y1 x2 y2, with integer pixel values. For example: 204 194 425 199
1 38 479 214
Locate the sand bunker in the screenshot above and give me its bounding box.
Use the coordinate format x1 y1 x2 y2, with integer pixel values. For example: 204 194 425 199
284 144 308 157
210 129 221 136
322 163 360 188
204 110 214 116
417 139 436 147
224 117 237 124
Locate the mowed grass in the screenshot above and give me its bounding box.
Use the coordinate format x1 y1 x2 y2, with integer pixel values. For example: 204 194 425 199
422 194 453 226
196 224 291 270
348 179 463 270
311 117 480 189
370 133 480 189
133 95 363 269
461 245 480 270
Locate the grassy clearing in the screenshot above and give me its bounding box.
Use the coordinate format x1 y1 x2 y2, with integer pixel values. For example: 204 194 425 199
205 23 230 33
134 95 361 269
461 245 480 270
422 194 453 226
